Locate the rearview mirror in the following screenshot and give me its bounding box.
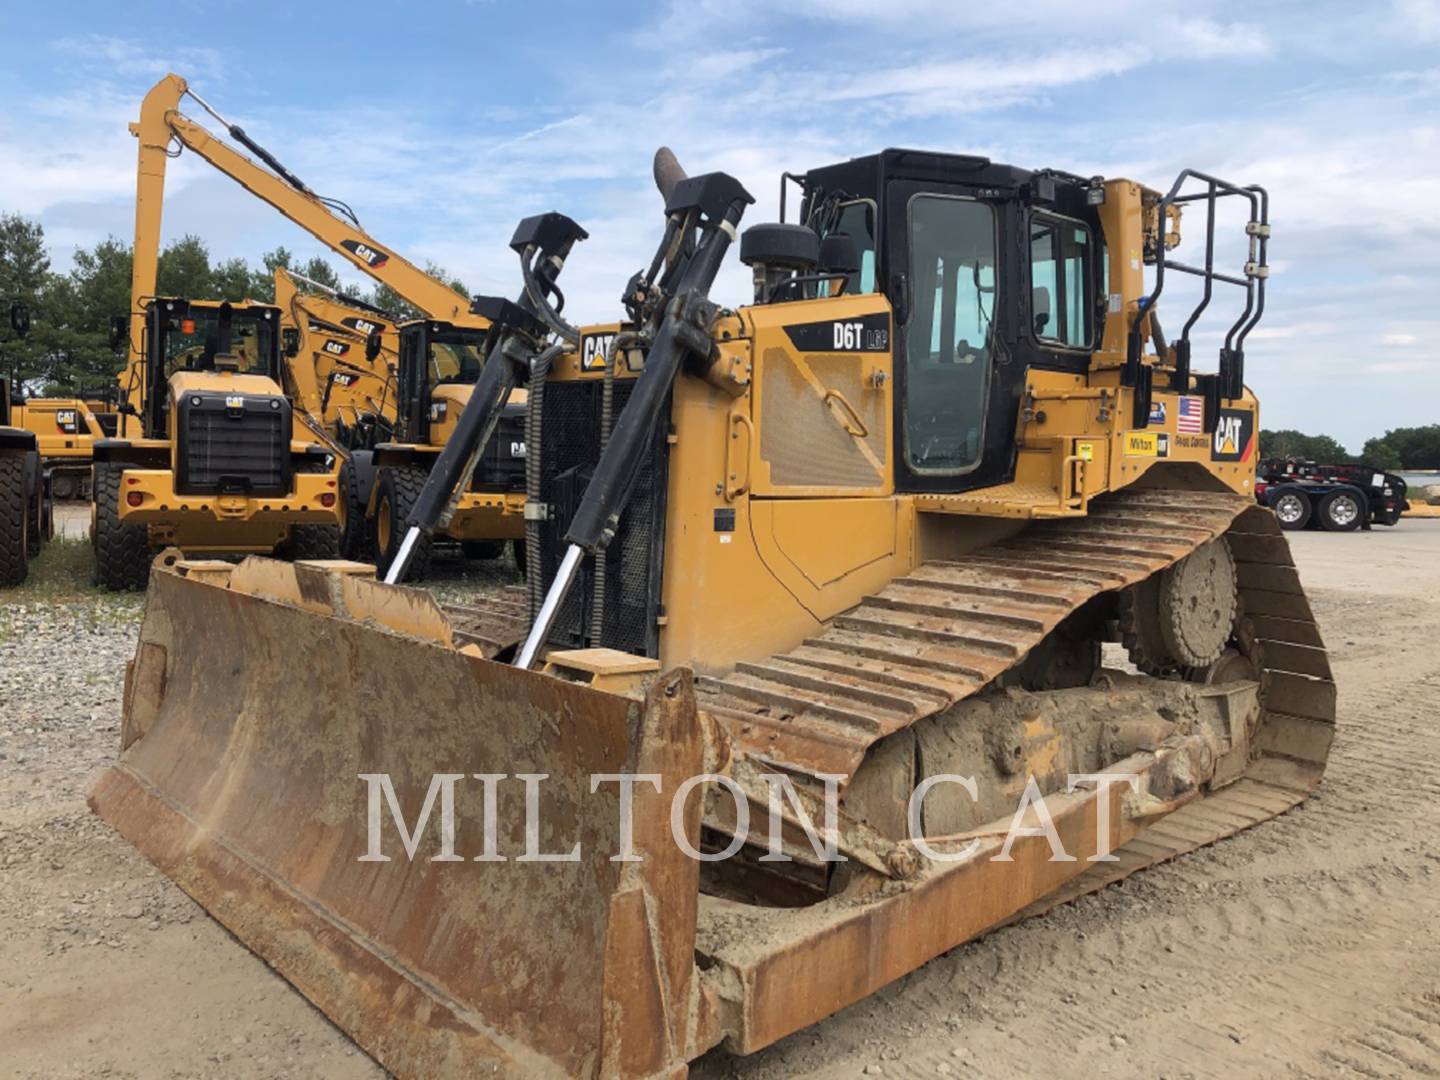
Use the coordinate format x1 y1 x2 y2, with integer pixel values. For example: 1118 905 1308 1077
10 301 30 339
108 314 128 351
365 330 382 363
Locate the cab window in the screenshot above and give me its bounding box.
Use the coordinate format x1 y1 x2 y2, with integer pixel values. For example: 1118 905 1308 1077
904 194 995 475
825 199 877 295
1029 215 1094 348
163 309 273 378
429 336 485 384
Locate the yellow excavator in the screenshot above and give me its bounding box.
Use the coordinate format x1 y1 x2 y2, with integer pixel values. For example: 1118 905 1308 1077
92 149 1334 1077
122 73 531 579
13 397 107 500
273 265 398 446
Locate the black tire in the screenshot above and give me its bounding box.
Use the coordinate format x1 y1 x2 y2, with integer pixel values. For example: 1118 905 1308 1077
24 455 43 550
337 456 373 561
461 540 505 560
373 465 432 582
51 471 78 501
1268 487 1311 531
0 455 29 587
93 464 153 590
283 523 341 561
1318 488 1364 532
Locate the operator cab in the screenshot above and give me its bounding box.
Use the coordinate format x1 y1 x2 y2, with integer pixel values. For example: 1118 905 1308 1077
394 320 492 445
140 298 283 440
391 319 526 492
776 151 1109 496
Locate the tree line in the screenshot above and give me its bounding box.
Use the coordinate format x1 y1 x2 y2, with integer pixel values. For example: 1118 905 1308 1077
1260 427 1440 472
0 213 467 396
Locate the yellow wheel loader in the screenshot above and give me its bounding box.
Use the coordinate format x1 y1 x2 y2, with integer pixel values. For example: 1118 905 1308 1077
91 150 1333 1078
1 301 50 585
96 297 343 588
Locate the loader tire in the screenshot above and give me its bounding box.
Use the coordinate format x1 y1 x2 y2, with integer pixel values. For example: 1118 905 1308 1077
93 465 153 591
337 456 373 561
1317 488 1363 532
374 465 432 583
284 524 341 561
0 455 29 587
512 538 526 577
461 540 505 560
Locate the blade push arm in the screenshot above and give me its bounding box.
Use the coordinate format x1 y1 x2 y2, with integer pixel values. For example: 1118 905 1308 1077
382 213 589 585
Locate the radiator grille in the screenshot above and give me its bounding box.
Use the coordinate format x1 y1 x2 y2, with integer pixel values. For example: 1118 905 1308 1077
471 403 527 492
177 393 292 496
536 379 669 657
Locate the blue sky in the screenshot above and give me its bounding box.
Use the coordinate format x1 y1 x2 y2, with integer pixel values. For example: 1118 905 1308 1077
1 0 1437 449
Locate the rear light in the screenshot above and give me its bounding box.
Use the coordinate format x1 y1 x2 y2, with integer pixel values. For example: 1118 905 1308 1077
126 491 143 507
319 492 336 508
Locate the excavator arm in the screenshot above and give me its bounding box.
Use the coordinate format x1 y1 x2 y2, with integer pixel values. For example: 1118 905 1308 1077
125 74 480 431
273 266 398 433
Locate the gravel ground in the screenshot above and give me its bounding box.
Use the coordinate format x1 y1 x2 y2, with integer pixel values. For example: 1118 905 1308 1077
3 522 1440 1078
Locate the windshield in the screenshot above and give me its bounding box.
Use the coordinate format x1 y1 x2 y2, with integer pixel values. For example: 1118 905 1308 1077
429 331 487 385
162 307 276 379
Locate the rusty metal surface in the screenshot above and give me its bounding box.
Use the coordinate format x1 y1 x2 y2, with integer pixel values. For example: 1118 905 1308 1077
89 566 705 1079
697 489 1253 781
692 498 1335 1057
442 584 530 657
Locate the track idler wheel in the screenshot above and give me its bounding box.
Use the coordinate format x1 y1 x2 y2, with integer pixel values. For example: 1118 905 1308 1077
1120 537 1238 674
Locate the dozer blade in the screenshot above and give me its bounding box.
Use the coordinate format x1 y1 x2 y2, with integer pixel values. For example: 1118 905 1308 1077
88 558 709 1079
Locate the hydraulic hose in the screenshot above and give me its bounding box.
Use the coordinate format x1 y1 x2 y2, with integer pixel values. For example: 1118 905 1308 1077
525 342 564 617
587 331 641 644
521 246 580 346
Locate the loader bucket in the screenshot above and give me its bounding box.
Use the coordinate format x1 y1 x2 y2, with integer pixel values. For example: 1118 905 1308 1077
88 558 707 1079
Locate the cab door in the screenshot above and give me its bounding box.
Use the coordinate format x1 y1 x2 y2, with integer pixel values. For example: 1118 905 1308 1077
885 180 1022 494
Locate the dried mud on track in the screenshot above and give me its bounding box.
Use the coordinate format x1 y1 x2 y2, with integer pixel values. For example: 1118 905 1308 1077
4 527 1440 1078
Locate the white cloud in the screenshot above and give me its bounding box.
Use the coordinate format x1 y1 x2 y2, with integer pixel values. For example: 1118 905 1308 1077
1382 333 1419 346
53 35 224 82
1165 17 1272 58
1394 0 1440 41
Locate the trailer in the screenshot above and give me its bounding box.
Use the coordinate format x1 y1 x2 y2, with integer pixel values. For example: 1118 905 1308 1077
1255 458 1407 531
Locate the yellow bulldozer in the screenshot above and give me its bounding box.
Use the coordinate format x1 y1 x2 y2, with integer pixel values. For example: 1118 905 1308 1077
91 149 1333 1077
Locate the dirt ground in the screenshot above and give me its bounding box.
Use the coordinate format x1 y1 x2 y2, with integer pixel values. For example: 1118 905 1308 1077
3 521 1439 1079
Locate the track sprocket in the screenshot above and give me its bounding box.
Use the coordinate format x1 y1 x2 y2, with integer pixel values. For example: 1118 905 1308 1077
1120 537 1238 673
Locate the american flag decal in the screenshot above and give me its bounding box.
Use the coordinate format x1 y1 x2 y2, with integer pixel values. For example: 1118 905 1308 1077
1177 396 1204 434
